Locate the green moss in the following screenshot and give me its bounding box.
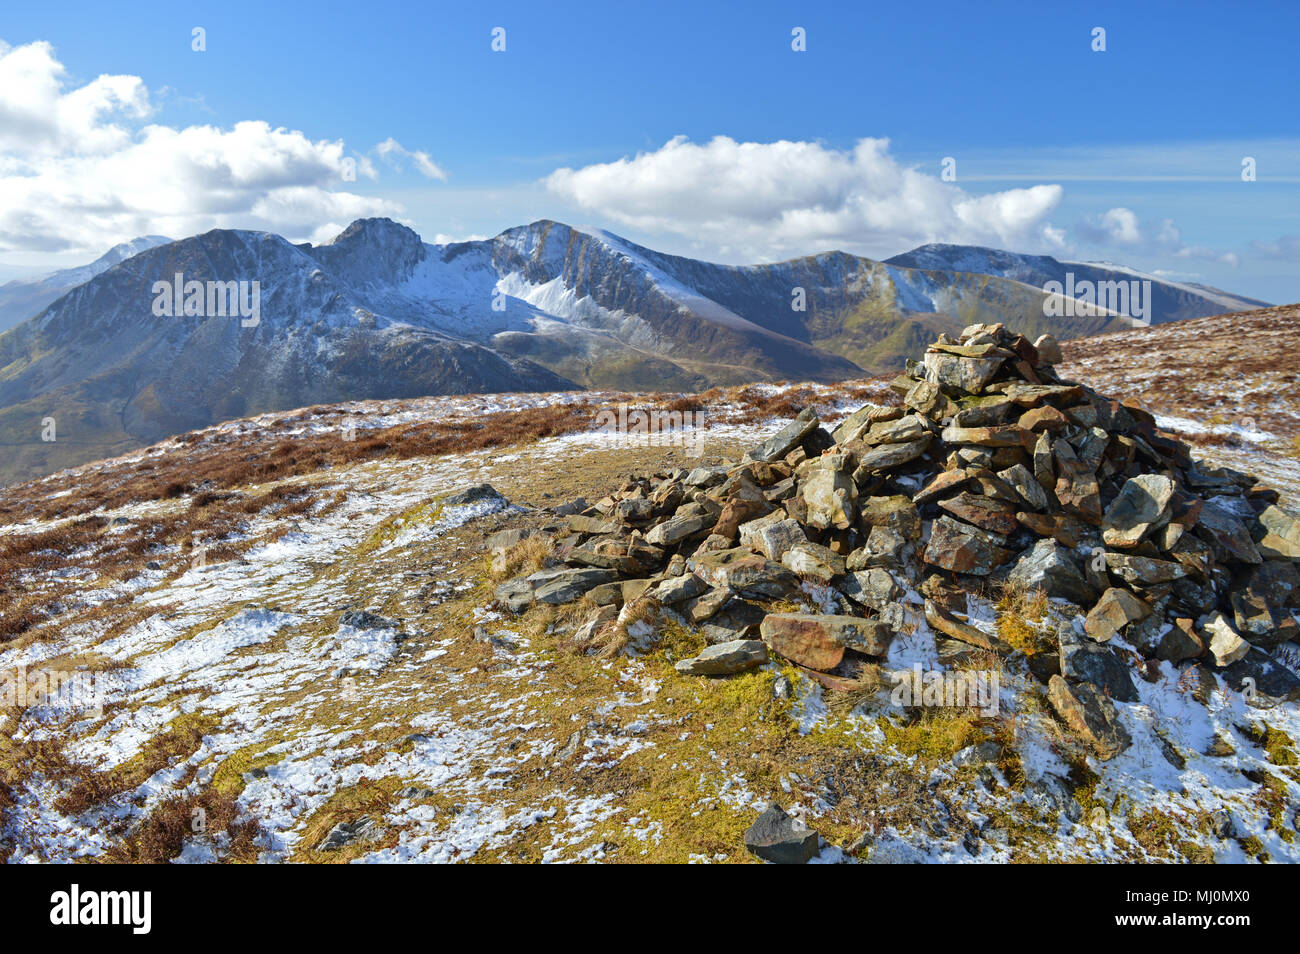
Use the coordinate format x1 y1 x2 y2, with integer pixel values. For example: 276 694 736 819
211 742 285 797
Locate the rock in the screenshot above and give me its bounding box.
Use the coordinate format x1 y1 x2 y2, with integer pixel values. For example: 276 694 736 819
1255 504 1300 560
485 528 528 550
859 495 922 541
938 492 1020 535
674 639 768 676
1196 501 1262 565
952 741 1002 769
689 548 800 599
316 817 385 852
801 453 857 530
1008 539 1096 606
998 463 1050 511
913 468 973 504
745 408 820 463
1052 444 1102 523
839 568 902 612
1101 475 1175 548
1084 588 1152 642
651 573 708 604
567 536 663 575
1104 551 1188 587
529 567 619 605
848 526 911 572
645 511 716 546
782 543 846 582
1156 618 1205 663
567 514 621 535
742 516 808 562
763 611 895 657
1222 649 1300 705
339 609 401 631
1059 628 1139 701
701 598 767 643
759 613 858 669
925 515 1013 576
1047 675 1132 760
853 436 931 473
922 350 1004 394
1032 334 1063 364
925 600 1006 652
1201 612 1250 667
744 804 820 864
445 484 510 508
940 424 1032 449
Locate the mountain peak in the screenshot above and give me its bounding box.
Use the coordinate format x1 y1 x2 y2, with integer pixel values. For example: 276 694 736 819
310 217 426 286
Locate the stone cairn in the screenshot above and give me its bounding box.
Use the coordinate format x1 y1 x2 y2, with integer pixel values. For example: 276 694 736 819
496 323 1300 761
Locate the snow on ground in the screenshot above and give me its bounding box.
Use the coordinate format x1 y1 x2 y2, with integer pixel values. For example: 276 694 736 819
4 381 1299 864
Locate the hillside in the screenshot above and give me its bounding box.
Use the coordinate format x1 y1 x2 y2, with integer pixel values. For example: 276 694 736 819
2 306 1298 864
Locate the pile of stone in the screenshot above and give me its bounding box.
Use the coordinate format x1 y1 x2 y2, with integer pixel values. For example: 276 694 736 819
495 323 1300 759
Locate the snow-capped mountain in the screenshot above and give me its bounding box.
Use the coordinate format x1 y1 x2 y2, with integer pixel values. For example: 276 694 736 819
0 235 173 333
886 243 1270 323
0 219 1272 485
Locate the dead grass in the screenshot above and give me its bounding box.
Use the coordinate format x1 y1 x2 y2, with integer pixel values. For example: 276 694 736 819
100 788 263 863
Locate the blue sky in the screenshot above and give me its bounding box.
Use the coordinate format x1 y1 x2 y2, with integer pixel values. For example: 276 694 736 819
1 0 1297 301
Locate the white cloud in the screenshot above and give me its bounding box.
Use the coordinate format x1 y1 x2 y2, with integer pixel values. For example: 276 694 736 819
545 135 1065 260
375 137 447 181
1080 207 1141 244
1078 207 1238 267
0 39 405 253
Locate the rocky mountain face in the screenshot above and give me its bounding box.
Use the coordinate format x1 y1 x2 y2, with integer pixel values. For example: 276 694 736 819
0 236 173 334
0 219 1272 486
887 244 1271 324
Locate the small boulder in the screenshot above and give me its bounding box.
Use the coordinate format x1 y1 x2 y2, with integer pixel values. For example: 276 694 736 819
1047 675 1132 760
674 639 768 676
744 804 820 864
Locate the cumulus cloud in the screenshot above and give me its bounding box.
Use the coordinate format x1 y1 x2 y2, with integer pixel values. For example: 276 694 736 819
375 137 447 180
0 39 420 254
545 135 1065 260
1078 206 1238 267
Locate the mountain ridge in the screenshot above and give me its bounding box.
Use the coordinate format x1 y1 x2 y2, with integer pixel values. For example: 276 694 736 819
0 218 1272 485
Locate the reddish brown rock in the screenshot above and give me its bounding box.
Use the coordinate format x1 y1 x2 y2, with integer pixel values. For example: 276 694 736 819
759 614 847 671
